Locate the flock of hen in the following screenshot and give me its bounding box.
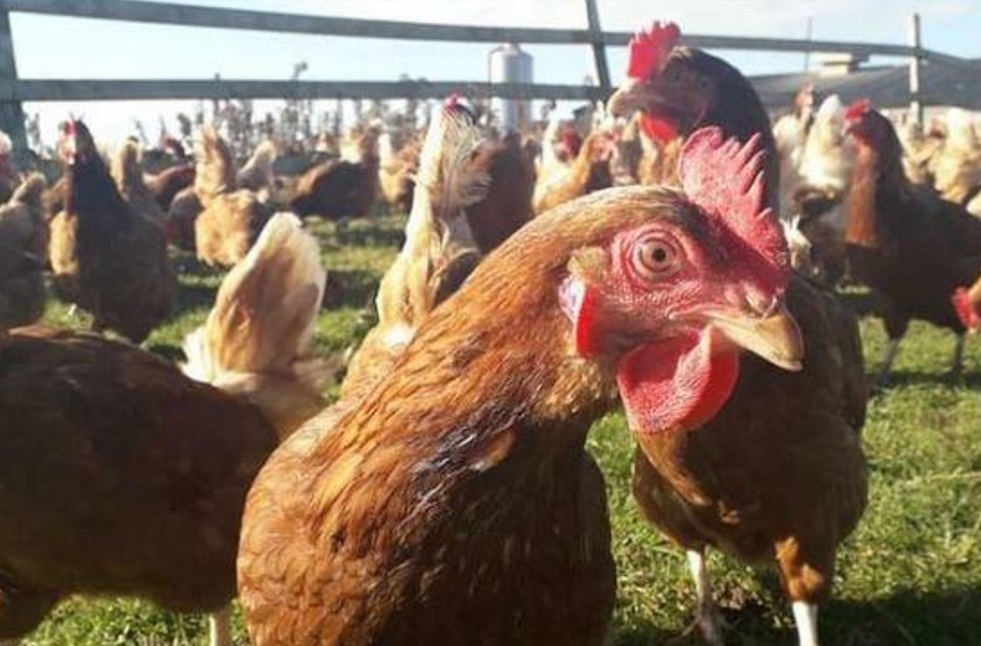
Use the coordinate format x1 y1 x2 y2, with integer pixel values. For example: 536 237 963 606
0 20 978 646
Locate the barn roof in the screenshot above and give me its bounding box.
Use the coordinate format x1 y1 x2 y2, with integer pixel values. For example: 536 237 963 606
751 59 981 111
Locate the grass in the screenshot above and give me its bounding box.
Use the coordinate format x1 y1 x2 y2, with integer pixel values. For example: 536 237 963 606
24 213 981 646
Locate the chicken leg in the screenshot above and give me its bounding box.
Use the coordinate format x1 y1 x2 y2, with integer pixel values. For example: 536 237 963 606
948 334 965 380
791 601 819 646
875 338 901 388
686 549 725 646
209 606 232 646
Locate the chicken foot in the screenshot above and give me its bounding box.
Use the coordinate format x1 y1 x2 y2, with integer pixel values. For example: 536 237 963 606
208 606 232 646
791 601 819 646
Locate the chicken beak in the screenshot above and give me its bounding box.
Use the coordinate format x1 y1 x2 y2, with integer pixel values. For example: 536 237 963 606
606 79 644 118
705 300 804 372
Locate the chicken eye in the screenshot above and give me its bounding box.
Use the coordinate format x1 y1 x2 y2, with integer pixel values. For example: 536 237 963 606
632 237 679 280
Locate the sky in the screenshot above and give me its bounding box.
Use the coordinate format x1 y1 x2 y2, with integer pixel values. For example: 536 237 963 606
8 0 981 146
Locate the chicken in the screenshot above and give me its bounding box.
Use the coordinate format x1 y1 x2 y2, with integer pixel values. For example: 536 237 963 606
952 270 981 333
792 95 854 284
193 126 273 267
111 139 167 223
182 212 330 437
145 162 195 212
48 120 176 343
465 130 535 253
236 138 279 198
930 108 981 214
607 22 868 646
290 126 381 219
0 210 328 646
898 120 943 186
237 125 804 646
532 128 616 214
378 130 421 215
843 100 981 383
341 101 488 398
773 83 816 214
0 174 47 328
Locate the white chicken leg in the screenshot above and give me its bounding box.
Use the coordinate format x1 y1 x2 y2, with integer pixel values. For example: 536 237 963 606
686 549 725 646
209 606 232 646
792 600 820 646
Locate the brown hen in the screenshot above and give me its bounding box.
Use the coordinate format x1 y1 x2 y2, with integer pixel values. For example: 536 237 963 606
607 22 867 646
237 126 804 646
48 120 176 343
0 209 328 646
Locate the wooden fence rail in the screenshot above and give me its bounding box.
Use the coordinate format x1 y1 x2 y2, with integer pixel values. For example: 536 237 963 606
0 0 967 156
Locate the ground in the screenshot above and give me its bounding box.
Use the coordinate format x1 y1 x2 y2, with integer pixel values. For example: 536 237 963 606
24 215 981 646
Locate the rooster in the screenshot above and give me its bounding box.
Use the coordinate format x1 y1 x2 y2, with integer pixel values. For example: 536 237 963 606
0 212 329 646
237 127 803 646
0 173 47 328
49 120 176 343
192 126 273 267
291 126 381 219
607 22 867 646
843 100 981 383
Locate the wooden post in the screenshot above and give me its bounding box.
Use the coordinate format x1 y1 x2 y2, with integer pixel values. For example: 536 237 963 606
907 13 923 127
0 4 28 163
584 0 611 95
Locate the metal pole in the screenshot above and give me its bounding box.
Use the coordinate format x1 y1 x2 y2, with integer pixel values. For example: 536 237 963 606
907 13 923 127
0 5 28 164
584 0 611 95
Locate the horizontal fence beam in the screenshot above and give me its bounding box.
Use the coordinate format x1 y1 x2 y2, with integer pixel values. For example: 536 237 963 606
1 79 607 102
1 0 963 63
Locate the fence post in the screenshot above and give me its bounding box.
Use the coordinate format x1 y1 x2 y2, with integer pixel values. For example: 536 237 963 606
0 3 28 162
906 13 923 127
584 0 610 96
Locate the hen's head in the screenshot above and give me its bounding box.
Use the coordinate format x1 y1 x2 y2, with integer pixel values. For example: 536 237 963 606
559 127 801 435
57 119 97 166
844 100 899 152
608 21 771 155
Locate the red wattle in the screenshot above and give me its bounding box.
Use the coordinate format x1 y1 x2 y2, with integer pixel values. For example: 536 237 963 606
640 114 678 144
617 331 740 435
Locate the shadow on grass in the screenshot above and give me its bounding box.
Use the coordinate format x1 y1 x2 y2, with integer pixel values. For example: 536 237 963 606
613 585 981 646
335 220 406 249
323 269 379 310
867 369 981 395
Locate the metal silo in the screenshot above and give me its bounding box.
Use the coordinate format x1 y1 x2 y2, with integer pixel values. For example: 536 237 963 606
489 43 533 133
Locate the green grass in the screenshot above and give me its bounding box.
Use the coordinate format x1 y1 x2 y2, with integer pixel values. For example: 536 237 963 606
24 215 981 645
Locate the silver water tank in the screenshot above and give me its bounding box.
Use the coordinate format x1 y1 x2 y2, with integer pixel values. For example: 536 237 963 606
488 43 533 133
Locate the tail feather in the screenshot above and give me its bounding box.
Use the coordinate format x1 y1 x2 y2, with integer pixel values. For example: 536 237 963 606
182 212 329 437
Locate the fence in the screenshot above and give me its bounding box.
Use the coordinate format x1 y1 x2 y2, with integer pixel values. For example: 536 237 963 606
0 0 964 156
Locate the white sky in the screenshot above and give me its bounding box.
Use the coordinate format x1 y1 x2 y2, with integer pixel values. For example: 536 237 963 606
8 0 981 145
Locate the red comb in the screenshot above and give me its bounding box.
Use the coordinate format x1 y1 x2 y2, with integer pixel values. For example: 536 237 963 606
626 21 681 80
678 127 789 279
844 99 871 122
444 93 460 109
